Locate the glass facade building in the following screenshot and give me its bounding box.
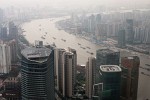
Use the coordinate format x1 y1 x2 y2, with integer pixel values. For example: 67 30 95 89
99 65 122 100
21 47 55 100
96 48 120 67
96 48 120 84
118 29 126 48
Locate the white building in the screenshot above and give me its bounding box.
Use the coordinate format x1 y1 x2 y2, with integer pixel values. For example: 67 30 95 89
85 57 96 99
0 43 11 74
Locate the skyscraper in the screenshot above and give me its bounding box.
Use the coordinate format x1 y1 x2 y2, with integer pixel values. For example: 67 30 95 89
120 56 140 100
21 47 55 100
8 22 18 40
9 39 18 64
95 48 120 97
62 52 75 98
99 65 122 100
68 47 77 90
54 48 66 92
96 48 120 67
126 19 134 44
85 57 96 99
96 48 120 84
0 43 11 74
0 9 3 24
95 23 107 42
0 27 7 40
95 14 101 25
88 15 95 33
118 29 126 48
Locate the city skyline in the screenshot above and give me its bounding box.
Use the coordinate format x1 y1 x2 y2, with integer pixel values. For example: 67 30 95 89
0 0 150 9
0 0 150 99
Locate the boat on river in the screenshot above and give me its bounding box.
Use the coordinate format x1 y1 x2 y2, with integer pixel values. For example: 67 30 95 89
81 46 86 49
53 37 56 39
41 36 45 39
78 43 81 45
61 39 66 42
86 46 91 49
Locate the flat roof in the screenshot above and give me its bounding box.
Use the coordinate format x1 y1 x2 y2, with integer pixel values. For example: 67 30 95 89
122 56 139 60
65 52 73 55
97 48 119 54
21 47 51 62
127 57 134 59
100 65 121 72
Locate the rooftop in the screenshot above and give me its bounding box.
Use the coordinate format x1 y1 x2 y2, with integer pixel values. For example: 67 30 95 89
127 57 134 59
65 52 74 55
122 56 139 60
97 48 119 54
21 47 51 62
100 65 121 72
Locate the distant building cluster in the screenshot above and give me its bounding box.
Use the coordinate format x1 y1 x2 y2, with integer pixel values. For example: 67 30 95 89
0 20 20 99
58 10 150 53
0 21 18 74
0 9 3 24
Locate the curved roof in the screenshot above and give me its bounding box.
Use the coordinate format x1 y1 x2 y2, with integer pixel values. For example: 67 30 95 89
21 47 51 62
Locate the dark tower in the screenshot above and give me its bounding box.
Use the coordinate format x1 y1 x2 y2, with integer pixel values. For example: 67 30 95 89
21 47 55 100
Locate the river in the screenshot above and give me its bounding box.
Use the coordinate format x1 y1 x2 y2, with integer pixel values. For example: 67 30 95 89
22 17 150 100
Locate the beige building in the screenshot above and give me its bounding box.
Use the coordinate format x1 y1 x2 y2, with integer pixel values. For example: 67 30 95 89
85 57 96 99
54 48 76 98
54 48 66 92
62 52 75 98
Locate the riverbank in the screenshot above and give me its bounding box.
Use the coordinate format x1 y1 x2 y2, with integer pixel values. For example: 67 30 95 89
56 18 150 56
55 20 102 45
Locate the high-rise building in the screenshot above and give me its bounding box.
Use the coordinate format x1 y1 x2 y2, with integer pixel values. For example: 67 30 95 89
8 22 18 40
126 19 134 44
134 27 142 43
62 52 75 98
99 65 122 100
9 39 18 64
95 14 101 41
143 26 150 44
54 48 67 99
0 43 11 74
95 14 101 25
120 56 140 100
0 27 7 40
68 47 77 88
95 23 107 42
54 48 66 92
118 29 126 48
95 48 120 90
88 15 95 33
0 9 3 24
96 48 120 67
21 47 55 100
85 57 96 99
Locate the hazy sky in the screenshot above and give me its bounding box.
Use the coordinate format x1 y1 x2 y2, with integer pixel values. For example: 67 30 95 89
0 0 150 8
